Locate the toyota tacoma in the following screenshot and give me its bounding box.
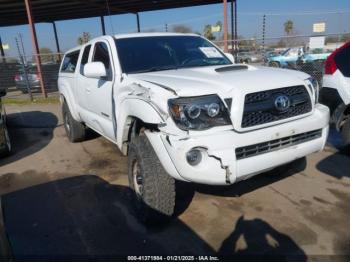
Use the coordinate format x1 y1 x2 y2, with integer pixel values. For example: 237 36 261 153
58 33 329 222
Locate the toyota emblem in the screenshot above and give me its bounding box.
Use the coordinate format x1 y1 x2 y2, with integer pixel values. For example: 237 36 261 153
274 95 290 112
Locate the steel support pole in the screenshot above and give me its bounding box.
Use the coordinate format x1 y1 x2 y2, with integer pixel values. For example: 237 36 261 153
100 16 106 35
24 0 47 98
223 0 228 52
136 13 140 32
52 22 61 61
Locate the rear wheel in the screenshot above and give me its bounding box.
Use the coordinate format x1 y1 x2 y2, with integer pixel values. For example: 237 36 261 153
269 61 280 68
0 124 11 157
128 135 176 224
62 101 86 142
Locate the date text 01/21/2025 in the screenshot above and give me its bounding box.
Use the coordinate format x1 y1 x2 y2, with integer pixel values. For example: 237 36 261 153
127 255 220 261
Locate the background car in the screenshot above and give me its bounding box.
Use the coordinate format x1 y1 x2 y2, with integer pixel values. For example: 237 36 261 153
14 66 41 93
268 47 330 68
237 51 263 64
0 89 11 157
263 50 280 64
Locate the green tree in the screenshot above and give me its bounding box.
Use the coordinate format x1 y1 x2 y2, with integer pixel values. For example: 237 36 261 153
284 20 294 35
77 32 91 45
341 33 350 42
215 21 222 31
325 36 339 44
172 25 193 33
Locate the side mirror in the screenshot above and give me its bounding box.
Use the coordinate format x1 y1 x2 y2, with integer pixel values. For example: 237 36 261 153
0 89 6 97
225 53 235 63
84 62 107 79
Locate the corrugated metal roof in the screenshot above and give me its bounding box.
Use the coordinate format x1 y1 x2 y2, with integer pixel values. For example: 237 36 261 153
0 0 222 27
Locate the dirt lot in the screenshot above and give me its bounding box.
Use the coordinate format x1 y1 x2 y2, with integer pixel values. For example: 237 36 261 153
0 104 349 261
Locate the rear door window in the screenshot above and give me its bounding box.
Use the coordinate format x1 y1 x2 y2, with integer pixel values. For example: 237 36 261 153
61 51 80 73
335 44 350 77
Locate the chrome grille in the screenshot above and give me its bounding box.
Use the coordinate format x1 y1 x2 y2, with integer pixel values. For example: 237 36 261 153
242 85 312 128
235 129 322 160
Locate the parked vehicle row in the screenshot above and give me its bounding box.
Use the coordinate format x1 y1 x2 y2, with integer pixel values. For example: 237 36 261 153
58 33 329 223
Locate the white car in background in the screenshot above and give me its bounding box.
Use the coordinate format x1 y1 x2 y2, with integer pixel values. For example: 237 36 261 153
58 33 329 223
321 41 350 147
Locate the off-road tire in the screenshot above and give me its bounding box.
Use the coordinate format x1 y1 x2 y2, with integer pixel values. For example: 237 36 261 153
341 118 350 147
62 101 86 142
269 61 280 68
0 124 11 158
128 135 176 224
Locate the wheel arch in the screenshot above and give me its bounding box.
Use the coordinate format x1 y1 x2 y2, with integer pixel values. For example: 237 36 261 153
59 82 81 122
117 99 164 155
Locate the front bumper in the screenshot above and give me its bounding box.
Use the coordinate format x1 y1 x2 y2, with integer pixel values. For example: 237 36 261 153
146 104 329 185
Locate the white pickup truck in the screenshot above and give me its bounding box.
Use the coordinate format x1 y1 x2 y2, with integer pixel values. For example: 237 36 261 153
58 33 329 223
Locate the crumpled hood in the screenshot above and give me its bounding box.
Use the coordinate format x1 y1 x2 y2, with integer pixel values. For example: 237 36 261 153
130 65 310 97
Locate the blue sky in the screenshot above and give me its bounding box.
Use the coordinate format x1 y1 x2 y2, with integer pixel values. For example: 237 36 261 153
1 0 350 57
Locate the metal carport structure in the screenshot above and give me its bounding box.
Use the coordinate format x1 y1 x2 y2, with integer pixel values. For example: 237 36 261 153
0 0 237 97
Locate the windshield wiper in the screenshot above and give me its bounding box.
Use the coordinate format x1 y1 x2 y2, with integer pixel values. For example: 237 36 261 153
130 65 178 74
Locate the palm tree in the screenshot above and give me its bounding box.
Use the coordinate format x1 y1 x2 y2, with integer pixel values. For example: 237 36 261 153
203 24 215 40
284 20 294 36
77 32 91 45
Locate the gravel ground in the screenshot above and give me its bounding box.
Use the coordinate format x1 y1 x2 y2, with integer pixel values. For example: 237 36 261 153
0 104 349 261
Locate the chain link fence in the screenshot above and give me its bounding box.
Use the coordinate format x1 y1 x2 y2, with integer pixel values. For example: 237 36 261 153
0 53 62 101
0 33 347 101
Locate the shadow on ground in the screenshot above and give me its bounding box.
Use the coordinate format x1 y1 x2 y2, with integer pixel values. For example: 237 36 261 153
0 111 58 167
316 152 350 179
194 158 306 198
1 175 306 261
317 128 350 179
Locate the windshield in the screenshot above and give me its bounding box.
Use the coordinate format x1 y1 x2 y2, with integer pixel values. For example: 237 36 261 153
115 35 232 74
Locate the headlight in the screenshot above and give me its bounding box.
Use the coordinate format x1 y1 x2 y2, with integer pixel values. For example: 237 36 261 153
306 77 319 104
168 95 232 130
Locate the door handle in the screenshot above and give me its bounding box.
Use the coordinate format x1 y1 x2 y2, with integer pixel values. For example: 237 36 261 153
85 87 91 94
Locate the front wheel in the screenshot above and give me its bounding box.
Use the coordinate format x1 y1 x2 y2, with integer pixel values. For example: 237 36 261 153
128 135 176 224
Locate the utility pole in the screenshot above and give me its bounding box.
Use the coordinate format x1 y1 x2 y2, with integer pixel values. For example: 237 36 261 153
15 37 33 101
18 33 27 65
234 0 238 61
262 14 266 51
230 0 235 56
